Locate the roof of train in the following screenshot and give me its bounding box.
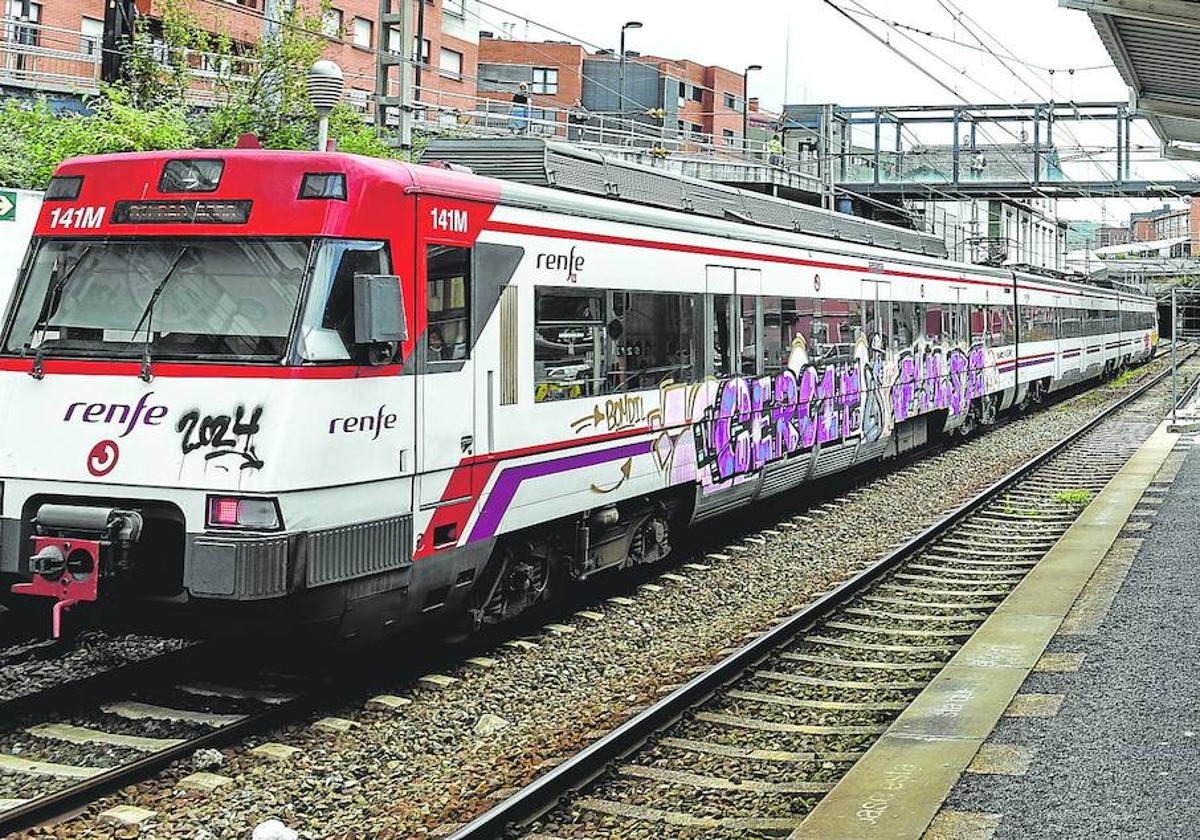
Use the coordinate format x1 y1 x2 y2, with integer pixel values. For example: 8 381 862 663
52 149 1155 305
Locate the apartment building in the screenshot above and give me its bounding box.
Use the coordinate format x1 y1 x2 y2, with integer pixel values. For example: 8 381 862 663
477 36 753 147
0 0 481 116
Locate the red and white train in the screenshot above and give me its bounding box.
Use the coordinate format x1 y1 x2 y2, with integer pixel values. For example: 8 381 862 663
0 149 1157 640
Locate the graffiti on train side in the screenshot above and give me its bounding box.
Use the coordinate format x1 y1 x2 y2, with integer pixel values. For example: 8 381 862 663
891 344 988 424
689 339 886 485
572 394 646 434
647 336 995 488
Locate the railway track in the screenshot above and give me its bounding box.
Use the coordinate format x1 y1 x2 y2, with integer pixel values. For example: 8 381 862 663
451 354 1199 839
0 643 315 835
0 355 1185 836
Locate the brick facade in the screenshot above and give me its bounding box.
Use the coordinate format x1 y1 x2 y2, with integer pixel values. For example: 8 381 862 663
479 38 750 145
476 38 585 110
4 0 480 115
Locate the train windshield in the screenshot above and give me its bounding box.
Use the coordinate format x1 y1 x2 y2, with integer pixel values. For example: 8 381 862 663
4 238 312 361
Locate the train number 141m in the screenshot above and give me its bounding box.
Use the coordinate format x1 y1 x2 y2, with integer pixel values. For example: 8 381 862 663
429 207 469 233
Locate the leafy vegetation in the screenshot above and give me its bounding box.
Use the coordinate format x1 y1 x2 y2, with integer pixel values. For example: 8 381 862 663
1052 488 1094 508
0 0 404 190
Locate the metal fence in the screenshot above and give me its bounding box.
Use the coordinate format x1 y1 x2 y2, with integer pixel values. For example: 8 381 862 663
380 83 816 176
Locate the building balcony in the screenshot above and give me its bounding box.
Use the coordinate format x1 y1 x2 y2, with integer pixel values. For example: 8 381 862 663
0 19 102 96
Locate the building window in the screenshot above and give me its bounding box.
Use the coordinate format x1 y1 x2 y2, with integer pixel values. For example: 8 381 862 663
722 128 735 145
443 0 465 16
411 36 431 65
724 92 738 110
690 122 703 138
677 83 687 108
80 16 103 56
532 67 558 95
352 17 372 48
322 7 343 38
5 0 40 47
439 47 463 80
4 0 39 20
691 85 704 103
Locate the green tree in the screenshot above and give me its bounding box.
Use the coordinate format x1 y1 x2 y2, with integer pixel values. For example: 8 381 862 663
0 0 403 190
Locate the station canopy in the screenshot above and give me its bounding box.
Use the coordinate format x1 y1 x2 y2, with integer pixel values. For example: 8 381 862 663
1063 0 1200 157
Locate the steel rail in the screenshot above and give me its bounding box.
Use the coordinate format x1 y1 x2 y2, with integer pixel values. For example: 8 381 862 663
450 349 1194 840
0 703 314 835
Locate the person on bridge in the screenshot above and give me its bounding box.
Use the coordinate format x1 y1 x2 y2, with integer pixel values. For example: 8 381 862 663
510 83 531 135
768 134 784 167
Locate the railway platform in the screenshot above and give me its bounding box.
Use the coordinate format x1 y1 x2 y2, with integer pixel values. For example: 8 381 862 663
794 419 1198 840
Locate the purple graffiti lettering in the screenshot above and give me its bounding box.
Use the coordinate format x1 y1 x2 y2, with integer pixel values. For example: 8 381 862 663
772 371 800 459
967 344 987 399
750 376 774 468
948 349 968 416
816 367 840 444
712 378 753 481
841 365 862 438
893 355 917 424
798 366 819 450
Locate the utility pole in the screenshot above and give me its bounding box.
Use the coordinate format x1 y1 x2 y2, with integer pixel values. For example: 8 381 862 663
376 0 414 155
100 0 136 84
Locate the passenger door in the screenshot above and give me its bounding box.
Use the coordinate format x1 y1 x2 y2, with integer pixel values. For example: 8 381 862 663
415 211 478 550
705 266 762 377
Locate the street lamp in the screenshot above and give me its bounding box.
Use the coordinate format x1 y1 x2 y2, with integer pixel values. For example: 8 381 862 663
619 21 643 121
743 64 762 154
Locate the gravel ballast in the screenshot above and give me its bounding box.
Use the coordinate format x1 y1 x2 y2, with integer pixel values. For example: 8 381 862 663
11 358 1185 839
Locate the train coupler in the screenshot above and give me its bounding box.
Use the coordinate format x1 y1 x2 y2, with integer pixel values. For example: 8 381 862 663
10 537 102 639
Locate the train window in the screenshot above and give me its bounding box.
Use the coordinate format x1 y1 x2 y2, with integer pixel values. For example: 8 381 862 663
1000 306 1017 344
763 297 808 372
534 288 604 402
924 305 944 342
1060 307 1082 338
863 296 888 349
739 296 758 375
969 305 986 343
810 298 859 360
300 239 391 363
1019 305 1055 343
426 245 471 363
713 294 734 378
892 301 916 350
609 292 697 392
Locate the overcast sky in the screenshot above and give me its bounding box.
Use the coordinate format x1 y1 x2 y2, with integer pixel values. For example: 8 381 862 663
477 0 1199 222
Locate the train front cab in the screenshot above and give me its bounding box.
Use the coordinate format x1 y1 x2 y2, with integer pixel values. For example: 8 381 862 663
0 151 513 643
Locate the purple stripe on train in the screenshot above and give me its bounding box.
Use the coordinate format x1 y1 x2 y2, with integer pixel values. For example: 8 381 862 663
470 439 652 541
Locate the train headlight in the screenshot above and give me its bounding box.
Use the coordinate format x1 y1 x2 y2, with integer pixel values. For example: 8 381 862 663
206 496 282 531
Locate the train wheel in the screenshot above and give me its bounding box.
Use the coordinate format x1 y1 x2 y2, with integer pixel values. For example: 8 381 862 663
469 541 555 630
957 406 978 438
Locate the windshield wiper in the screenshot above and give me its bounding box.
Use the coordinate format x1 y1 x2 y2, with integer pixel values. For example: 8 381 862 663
131 245 189 382
24 246 94 379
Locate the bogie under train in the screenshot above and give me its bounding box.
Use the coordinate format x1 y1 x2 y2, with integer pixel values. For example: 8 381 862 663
0 150 1157 641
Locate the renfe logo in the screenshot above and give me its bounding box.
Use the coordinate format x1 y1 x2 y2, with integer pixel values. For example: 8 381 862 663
328 404 398 441
536 246 585 282
64 392 168 438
